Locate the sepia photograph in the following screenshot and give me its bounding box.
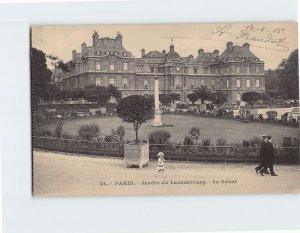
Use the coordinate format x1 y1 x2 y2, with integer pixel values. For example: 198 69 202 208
31 23 299 196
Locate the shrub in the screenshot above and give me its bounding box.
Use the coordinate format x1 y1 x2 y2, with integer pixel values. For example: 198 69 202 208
249 137 262 147
248 114 255 121
78 123 100 140
95 110 102 116
242 140 250 147
116 125 125 141
149 130 171 144
266 111 277 122
54 123 63 138
217 108 227 117
37 130 53 137
61 132 74 139
216 137 227 146
189 127 200 145
281 137 300 147
202 138 211 147
258 114 264 121
183 136 194 145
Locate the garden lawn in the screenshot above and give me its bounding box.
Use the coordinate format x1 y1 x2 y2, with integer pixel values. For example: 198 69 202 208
39 114 299 144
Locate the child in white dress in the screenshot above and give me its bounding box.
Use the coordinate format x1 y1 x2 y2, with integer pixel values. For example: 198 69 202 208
155 152 166 178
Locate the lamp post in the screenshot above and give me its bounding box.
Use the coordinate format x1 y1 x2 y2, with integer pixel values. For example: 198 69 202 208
151 66 163 126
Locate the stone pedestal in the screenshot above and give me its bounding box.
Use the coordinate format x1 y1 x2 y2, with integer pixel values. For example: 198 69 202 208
124 142 149 168
151 109 162 126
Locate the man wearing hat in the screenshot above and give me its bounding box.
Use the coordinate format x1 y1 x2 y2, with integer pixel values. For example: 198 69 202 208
261 135 278 176
255 135 269 175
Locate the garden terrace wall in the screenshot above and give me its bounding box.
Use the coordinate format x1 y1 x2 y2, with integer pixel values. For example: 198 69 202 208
32 137 299 164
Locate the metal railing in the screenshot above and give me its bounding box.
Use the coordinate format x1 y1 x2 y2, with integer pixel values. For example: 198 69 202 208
32 137 300 164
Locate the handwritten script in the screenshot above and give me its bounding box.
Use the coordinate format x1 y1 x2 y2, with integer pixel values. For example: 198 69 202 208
212 24 289 51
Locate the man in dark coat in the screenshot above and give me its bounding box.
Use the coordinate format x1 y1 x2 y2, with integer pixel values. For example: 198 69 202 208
261 135 278 176
255 135 269 175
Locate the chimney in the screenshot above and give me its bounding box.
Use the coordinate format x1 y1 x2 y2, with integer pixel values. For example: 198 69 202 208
72 50 76 59
141 48 145 57
188 55 194 61
213 49 219 56
92 31 99 47
243 43 250 50
162 49 166 56
116 32 123 45
198 49 204 57
226 41 233 50
81 42 86 53
170 43 174 51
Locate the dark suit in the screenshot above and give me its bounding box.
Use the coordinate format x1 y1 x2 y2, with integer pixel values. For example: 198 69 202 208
255 141 268 171
264 140 275 174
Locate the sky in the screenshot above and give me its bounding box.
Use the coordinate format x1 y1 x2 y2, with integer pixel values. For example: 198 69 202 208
32 22 298 70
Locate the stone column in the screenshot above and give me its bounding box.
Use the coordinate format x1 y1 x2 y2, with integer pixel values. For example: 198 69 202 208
151 68 163 126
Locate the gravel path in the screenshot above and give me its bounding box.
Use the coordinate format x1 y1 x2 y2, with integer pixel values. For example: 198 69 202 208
33 150 300 196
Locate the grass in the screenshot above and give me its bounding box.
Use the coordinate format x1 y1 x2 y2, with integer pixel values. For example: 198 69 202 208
38 114 299 145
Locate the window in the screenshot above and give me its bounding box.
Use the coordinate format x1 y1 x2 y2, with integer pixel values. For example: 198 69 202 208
123 52 127 56
246 66 250 74
236 66 240 73
220 68 223 74
137 65 143 73
246 79 251 88
123 62 128 71
237 93 241 101
256 66 260 73
200 80 205 86
114 51 119 55
256 79 260 88
105 51 110 55
150 66 155 73
143 80 148 88
193 67 198 74
226 67 229 73
182 77 186 88
123 78 128 88
203 67 208 74
183 67 187 74
211 80 215 89
171 67 175 73
215 68 218 74
175 78 181 89
110 78 115 86
109 62 115 71
96 62 101 71
226 79 229 88
95 77 101 86
176 67 180 71
236 79 241 88
171 77 175 88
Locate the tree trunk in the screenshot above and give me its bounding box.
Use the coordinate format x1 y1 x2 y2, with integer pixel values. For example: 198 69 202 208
135 129 138 143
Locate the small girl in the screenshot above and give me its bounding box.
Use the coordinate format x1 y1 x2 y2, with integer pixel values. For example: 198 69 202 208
155 151 166 178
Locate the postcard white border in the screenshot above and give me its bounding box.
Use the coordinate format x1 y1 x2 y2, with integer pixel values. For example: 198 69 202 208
0 0 299 233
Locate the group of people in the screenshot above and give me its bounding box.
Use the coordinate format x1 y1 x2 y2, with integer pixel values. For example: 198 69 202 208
255 135 278 176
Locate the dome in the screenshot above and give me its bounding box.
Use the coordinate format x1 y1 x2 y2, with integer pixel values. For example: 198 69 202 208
165 43 181 61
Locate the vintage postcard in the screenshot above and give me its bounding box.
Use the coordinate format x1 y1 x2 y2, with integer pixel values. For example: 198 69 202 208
31 23 299 196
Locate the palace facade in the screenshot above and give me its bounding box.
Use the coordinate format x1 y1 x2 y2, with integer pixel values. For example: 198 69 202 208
56 31 265 103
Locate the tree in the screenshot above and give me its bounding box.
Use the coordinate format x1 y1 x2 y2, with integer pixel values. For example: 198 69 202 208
108 84 122 102
187 93 199 105
278 49 299 99
159 94 173 106
84 86 111 106
169 93 181 103
242 92 261 108
210 91 228 108
54 123 63 138
189 127 200 145
116 95 154 143
31 47 52 109
193 86 211 104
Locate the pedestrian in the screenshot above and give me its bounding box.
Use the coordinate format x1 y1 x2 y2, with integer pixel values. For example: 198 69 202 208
255 135 270 176
261 135 278 176
155 151 166 178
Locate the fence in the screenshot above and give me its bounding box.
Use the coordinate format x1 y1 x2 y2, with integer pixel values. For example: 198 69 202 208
32 137 300 164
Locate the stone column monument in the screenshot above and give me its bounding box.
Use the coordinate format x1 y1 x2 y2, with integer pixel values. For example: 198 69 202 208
151 67 163 126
